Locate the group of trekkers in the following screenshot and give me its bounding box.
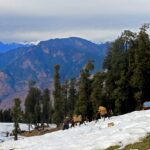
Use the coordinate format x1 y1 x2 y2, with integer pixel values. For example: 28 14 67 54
63 106 111 130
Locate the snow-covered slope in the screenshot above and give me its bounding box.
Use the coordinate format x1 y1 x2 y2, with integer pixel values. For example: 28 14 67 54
0 123 29 143
0 110 150 150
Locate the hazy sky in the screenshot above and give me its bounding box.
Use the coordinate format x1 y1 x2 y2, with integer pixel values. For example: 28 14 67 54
0 0 150 42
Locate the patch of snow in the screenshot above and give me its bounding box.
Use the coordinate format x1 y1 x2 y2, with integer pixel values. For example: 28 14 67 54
19 40 40 45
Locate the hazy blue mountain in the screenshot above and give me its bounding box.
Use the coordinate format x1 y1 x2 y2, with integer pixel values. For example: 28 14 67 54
0 42 31 53
0 37 108 109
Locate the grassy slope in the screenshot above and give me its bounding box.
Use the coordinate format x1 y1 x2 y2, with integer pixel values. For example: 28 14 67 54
106 134 150 150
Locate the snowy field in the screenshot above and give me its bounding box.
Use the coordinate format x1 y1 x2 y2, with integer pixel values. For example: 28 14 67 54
0 110 150 150
0 123 29 143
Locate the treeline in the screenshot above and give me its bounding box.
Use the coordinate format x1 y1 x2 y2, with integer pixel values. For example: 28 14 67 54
104 25 150 114
0 109 12 122
1 25 150 128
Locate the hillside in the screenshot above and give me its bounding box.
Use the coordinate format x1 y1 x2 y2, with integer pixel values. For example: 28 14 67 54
0 110 150 149
0 37 108 109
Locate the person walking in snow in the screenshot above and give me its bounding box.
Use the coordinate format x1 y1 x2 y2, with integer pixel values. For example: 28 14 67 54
95 111 100 123
63 117 70 130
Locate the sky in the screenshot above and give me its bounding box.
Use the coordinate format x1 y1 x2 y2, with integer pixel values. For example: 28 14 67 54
0 110 150 149
0 0 150 43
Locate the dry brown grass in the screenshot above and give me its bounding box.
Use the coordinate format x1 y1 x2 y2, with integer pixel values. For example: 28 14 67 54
21 127 60 137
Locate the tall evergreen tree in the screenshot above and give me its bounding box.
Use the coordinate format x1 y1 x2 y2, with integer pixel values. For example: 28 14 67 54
25 83 41 131
42 88 52 126
61 80 69 118
12 98 22 141
75 70 87 116
53 64 64 126
68 78 77 117
35 93 41 128
90 72 106 113
75 60 94 121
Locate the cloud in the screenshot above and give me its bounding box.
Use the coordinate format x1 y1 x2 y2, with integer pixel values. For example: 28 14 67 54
0 28 123 43
0 0 150 17
0 0 150 42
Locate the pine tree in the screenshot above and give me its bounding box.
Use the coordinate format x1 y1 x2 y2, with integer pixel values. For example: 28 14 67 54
61 80 69 118
53 64 64 126
90 72 105 113
42 88 52 126
75 60 94 121
12 98 22 141
35 94 41 128
75 70 87 116
68 78 77 117
25 84 41 131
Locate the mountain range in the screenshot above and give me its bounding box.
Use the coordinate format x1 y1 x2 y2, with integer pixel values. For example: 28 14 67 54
0 42 31 53
0 37 109 109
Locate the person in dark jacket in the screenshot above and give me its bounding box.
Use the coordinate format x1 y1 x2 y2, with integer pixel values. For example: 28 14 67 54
95 111 100 123
63 117 70 130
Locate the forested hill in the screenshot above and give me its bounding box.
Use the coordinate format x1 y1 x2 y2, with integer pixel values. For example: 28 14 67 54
0 37 108 109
